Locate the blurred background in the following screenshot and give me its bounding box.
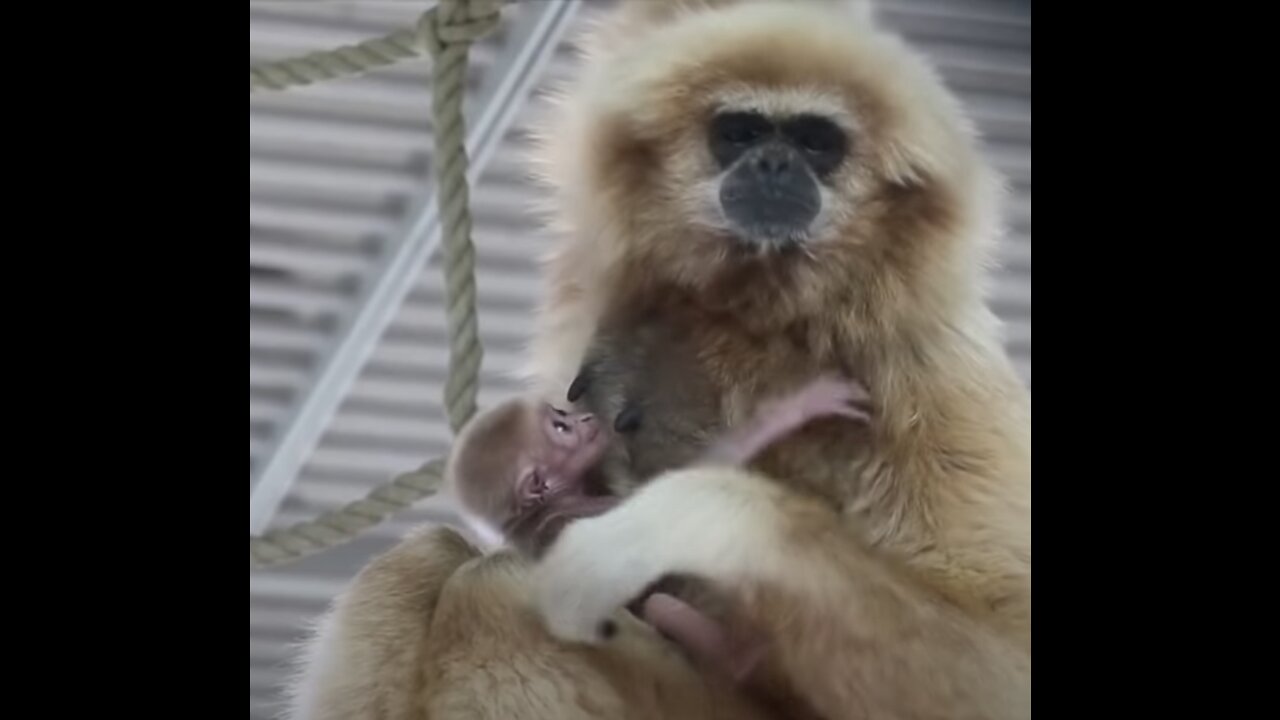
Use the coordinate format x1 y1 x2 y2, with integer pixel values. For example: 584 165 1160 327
249 1 1031 716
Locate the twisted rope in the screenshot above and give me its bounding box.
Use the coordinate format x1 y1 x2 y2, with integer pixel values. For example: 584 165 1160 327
423 3 489 434
251 462 445 570
250 28 420 94
248 0 502 94
250 0 501 570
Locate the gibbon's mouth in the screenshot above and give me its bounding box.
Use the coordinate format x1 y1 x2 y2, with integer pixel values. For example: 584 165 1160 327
720 192 820 252
744 223 810 243
727 222 814 254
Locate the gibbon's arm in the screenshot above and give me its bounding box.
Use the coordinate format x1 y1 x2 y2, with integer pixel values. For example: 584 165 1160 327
533 466 1031 720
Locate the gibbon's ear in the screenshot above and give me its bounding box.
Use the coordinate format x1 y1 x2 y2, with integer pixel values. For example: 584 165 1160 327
881 138 939 189
876 93 976 191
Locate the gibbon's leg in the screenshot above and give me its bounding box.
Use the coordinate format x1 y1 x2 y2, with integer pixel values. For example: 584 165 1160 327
284 528 481 720
533 467 1031 720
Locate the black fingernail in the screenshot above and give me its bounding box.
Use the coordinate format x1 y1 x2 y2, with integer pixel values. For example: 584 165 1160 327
568 374 590 403
615 406 643 433
598 620 618 640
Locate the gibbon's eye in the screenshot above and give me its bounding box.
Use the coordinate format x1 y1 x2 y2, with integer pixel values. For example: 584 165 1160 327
552 420 571 434
710 112 773 168
714 112 771 145
782 115 849 177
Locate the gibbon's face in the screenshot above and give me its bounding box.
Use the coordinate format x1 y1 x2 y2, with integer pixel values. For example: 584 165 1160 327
513 403 607 512
709 109 850 251
449 399 607 530
575 2 980 296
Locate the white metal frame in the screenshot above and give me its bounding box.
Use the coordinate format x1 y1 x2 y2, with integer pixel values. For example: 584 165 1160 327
250 1 583 536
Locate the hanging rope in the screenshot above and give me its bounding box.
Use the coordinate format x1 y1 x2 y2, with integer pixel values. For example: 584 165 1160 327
250 0 501 571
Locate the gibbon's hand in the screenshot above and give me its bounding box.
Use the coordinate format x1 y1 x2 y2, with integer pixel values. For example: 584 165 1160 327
568 361 645 435
533 466 790 645
532 501 668 644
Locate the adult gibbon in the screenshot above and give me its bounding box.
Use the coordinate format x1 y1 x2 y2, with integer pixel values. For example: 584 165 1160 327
284 2 1031 718
526 0 1031 717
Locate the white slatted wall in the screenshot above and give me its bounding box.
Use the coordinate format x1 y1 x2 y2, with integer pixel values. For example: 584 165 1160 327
248 1 1030 715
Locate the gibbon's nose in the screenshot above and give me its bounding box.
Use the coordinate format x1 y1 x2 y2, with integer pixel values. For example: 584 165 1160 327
752 145 797 180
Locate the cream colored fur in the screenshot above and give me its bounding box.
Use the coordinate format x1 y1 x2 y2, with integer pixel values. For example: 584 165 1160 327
283 527 775 720
535 466 1031 720
283 1 1031 718
521 0 1032 717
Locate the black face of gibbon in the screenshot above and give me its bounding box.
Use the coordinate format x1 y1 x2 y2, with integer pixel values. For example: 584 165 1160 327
709 111 849 249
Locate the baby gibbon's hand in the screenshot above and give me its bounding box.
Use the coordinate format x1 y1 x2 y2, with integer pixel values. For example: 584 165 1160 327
770 374 872 426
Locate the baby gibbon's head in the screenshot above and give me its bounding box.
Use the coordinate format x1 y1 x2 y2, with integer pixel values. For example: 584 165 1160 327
535 0 1001 321
444 396 609 540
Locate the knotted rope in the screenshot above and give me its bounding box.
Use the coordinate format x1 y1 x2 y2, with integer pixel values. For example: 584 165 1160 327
250 0 501 570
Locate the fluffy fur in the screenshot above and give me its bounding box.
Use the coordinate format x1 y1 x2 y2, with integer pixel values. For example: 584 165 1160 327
283 1 1031 718
537 466 1030 719
284 527 777 720
522 0 1032 716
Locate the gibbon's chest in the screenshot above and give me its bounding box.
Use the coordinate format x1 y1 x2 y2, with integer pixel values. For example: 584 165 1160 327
605 299 876 509
605 287 837 388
